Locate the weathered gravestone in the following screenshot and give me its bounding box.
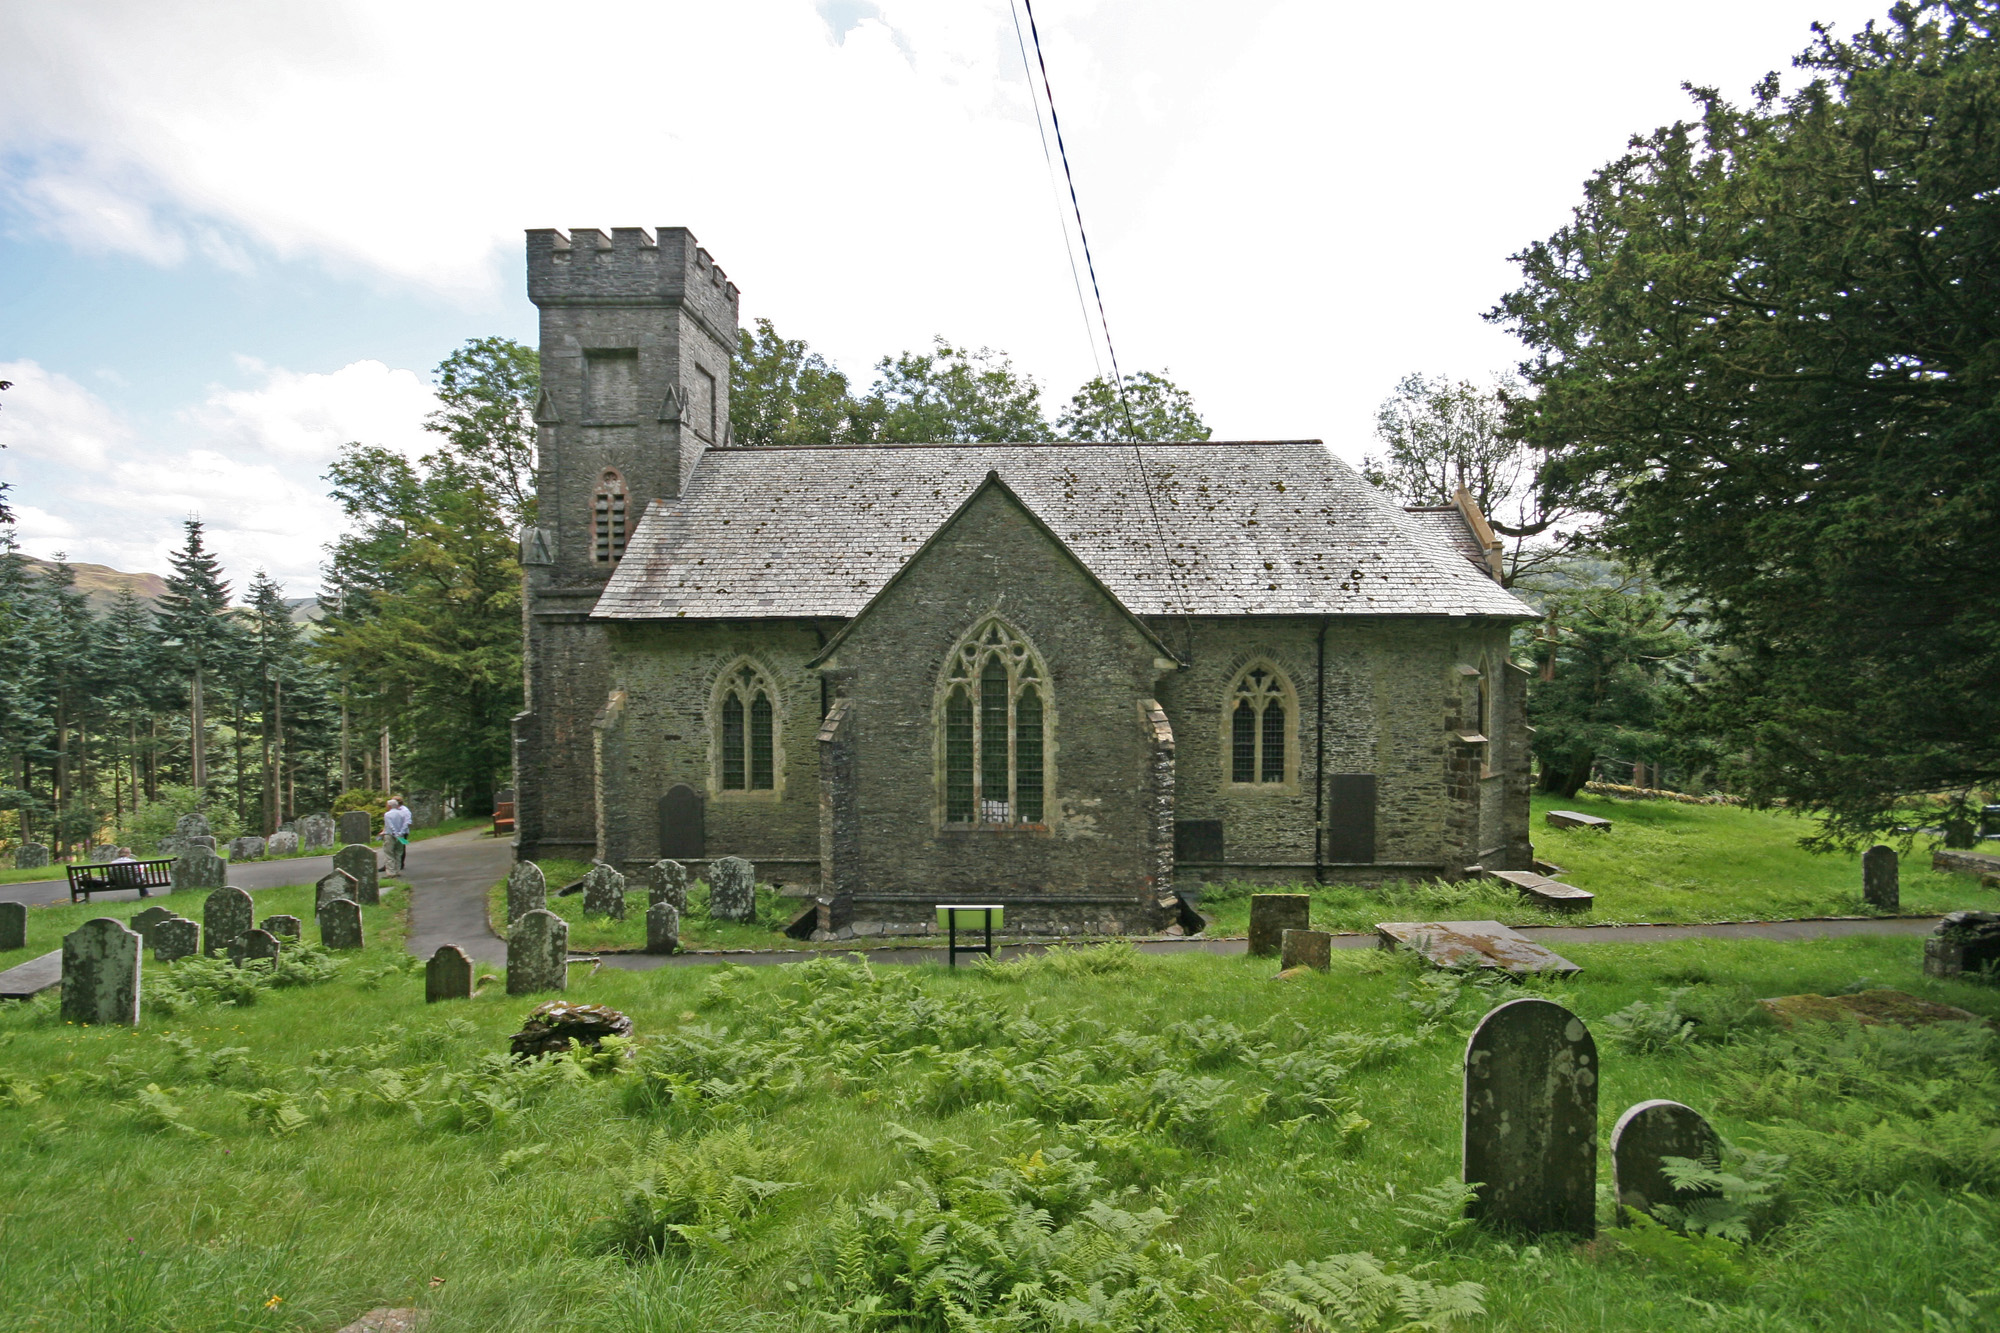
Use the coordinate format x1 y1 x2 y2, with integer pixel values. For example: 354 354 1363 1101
203 886 254 955
175 812 212 842
337 810 372 846
129 905 177 941
1863 844 1900 912
426 944 474 1002
1378 920 1582 977
407 791 443 829
1248 894 1310 958
1464 997 1598 1237
317 897 364 950
171 847 228 893
260 915 301 941
184 835 217 853
1280 928 1332 972
89 844 119 863
317 868 359 911
61 918 141 1025
582 861 627 919
265 831 300 856
506 860 547 923
507 908 568 995
229 928 282 966
645 858 688 913
332 844 380 905
151 917 200 963
0 900 24 951
228 836 266 862
1610 1099 1721 1226
707 856 757 922
646 901 680 955
13 842 49 870
298 812 335 852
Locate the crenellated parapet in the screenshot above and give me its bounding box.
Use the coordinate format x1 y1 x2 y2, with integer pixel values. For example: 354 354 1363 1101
527 226 740 345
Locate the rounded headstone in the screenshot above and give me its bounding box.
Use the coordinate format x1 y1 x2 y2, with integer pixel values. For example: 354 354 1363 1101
317 897 364 951
13 842 50 870
298 813 335 852
1862 844 1900 912
151 917 200 963
582 862 627 920
228 835 266 862
1463 997 1599 1238
707 856 756 923
129 905 178 941
1610 1099 1722 1225
202 886 254 955
0 900 25 951
507 908 569 996
332 844 380 905
174 812 211 841
265 831 300 856
88 844 119 864
60 918 142 1025
645 859 688 913
506 861 547 924
426 944 475 1003
646 901 681 955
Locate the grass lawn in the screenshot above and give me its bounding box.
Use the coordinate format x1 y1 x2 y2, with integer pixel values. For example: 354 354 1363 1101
495 859 812 953
1197 793 2000 938
0 906 1994 1331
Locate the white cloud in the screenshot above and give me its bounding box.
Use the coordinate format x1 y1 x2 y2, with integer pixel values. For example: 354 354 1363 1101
0 359 134 468
188 357 437 462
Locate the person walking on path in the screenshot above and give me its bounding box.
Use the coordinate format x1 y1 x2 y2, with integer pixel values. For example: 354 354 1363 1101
383 797 413 875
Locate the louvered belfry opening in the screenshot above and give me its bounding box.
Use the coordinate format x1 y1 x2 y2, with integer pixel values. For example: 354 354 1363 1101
941 619 1049 826
593 468 629 563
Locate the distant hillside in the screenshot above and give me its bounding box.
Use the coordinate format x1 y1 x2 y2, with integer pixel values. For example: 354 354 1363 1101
23 557 168 612
21 558 324 625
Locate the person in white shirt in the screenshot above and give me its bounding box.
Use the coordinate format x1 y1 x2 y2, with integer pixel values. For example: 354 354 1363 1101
382 797 414 874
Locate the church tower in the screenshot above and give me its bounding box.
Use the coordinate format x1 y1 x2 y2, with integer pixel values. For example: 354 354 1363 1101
514 227 739 860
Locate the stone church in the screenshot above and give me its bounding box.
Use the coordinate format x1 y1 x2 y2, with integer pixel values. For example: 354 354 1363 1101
513 226 1537 933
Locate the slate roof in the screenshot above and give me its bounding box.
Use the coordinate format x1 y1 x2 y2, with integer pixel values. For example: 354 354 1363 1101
593 441 1536 621
1403 506 1495 574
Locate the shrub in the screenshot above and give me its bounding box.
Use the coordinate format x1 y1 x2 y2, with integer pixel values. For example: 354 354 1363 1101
117 785 242 854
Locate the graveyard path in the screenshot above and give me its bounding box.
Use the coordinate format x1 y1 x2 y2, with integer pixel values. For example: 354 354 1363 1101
0 852 344 908
590 913 1944 970
400 828 513 963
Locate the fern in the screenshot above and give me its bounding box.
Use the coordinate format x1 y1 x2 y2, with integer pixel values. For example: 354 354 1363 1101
1257 1252 1486 1331
605 1124 802 1255
235 1087 311 1137
131 1083 209 1138
1393 1176 1479 1248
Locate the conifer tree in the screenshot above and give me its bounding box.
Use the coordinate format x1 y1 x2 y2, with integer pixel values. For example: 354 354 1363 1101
157 519 237 794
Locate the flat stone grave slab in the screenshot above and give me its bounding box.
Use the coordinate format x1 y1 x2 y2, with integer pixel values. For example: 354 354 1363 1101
1545 810 1611 831
1759 988 1993 1029
1377 920 1582 976
1487 869 1595 914
0 950 63 999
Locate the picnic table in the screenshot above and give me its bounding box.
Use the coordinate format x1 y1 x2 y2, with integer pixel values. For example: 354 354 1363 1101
65 859 174 903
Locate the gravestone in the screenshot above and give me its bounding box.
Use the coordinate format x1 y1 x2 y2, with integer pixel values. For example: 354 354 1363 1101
1280 928 1332 971
171 847 228 893
89 844 119 863
338 810 372 846
1610 1099 1721 1226
1863 844 1899 912
317 897 364 950
645 859 688 913
184 835 217 852
506 861 547 923
229 928 282 966
260 914 301 941
408 791 443 829
174 812 211 842
265 831 300 856
1463 997 1598 1237
426 944 474 1002
646 901 680 955
13 842 49 870
298 813 335 851
313 871 356 913
1545 810 1611 831
60 918 142 1025
1924 910 2000 978
1248 894 1310 957
1378 920 1582 977
129 905 177 941
228 836 266 861
707 856 756 922
0 900 24 951
332 844 380 905
658 783 704 859
151 916 200 963
507 908 568 996
202 886 254 955
581 862 627 919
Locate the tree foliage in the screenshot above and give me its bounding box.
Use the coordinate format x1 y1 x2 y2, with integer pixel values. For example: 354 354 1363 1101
1490 0 2000 842
1057 369 1210 442
426 337 539 525
731 318 865 447
866 338 1054 443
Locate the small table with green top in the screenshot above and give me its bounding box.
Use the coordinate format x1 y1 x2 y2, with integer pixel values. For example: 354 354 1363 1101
936 904 1003 968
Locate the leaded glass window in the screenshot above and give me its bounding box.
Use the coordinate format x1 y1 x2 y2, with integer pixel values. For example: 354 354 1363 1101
1229 664 1292 786
715 662 778 793
939 619 1052 825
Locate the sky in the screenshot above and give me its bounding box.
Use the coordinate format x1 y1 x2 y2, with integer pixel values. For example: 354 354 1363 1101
0 0 1886 598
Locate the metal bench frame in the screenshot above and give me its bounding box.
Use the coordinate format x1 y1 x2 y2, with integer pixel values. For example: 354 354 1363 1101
65 859 175 903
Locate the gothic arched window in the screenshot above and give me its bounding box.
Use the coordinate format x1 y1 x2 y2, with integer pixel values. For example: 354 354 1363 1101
593 468 629 563
1228 663 1295 787
940 619 1050 825
714 661 778 793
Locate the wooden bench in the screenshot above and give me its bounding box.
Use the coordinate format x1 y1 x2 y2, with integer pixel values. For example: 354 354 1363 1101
65 859 174 903
1487 868 1595 914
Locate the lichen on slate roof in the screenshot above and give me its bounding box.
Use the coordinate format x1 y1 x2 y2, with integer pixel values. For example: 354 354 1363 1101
593 440 1536 621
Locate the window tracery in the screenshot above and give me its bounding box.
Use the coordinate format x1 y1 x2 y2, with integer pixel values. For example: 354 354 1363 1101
713 661 778 793
940 619 1049 825
1228 663 1294 787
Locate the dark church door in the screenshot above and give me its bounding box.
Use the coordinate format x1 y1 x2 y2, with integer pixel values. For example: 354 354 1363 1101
658 784 705 859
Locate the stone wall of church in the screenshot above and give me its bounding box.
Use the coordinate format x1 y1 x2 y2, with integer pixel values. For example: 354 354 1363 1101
593 620 829 877
1153 616 1523 883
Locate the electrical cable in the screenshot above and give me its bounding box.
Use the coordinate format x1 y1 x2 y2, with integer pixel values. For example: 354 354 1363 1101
1008 0 1100 380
